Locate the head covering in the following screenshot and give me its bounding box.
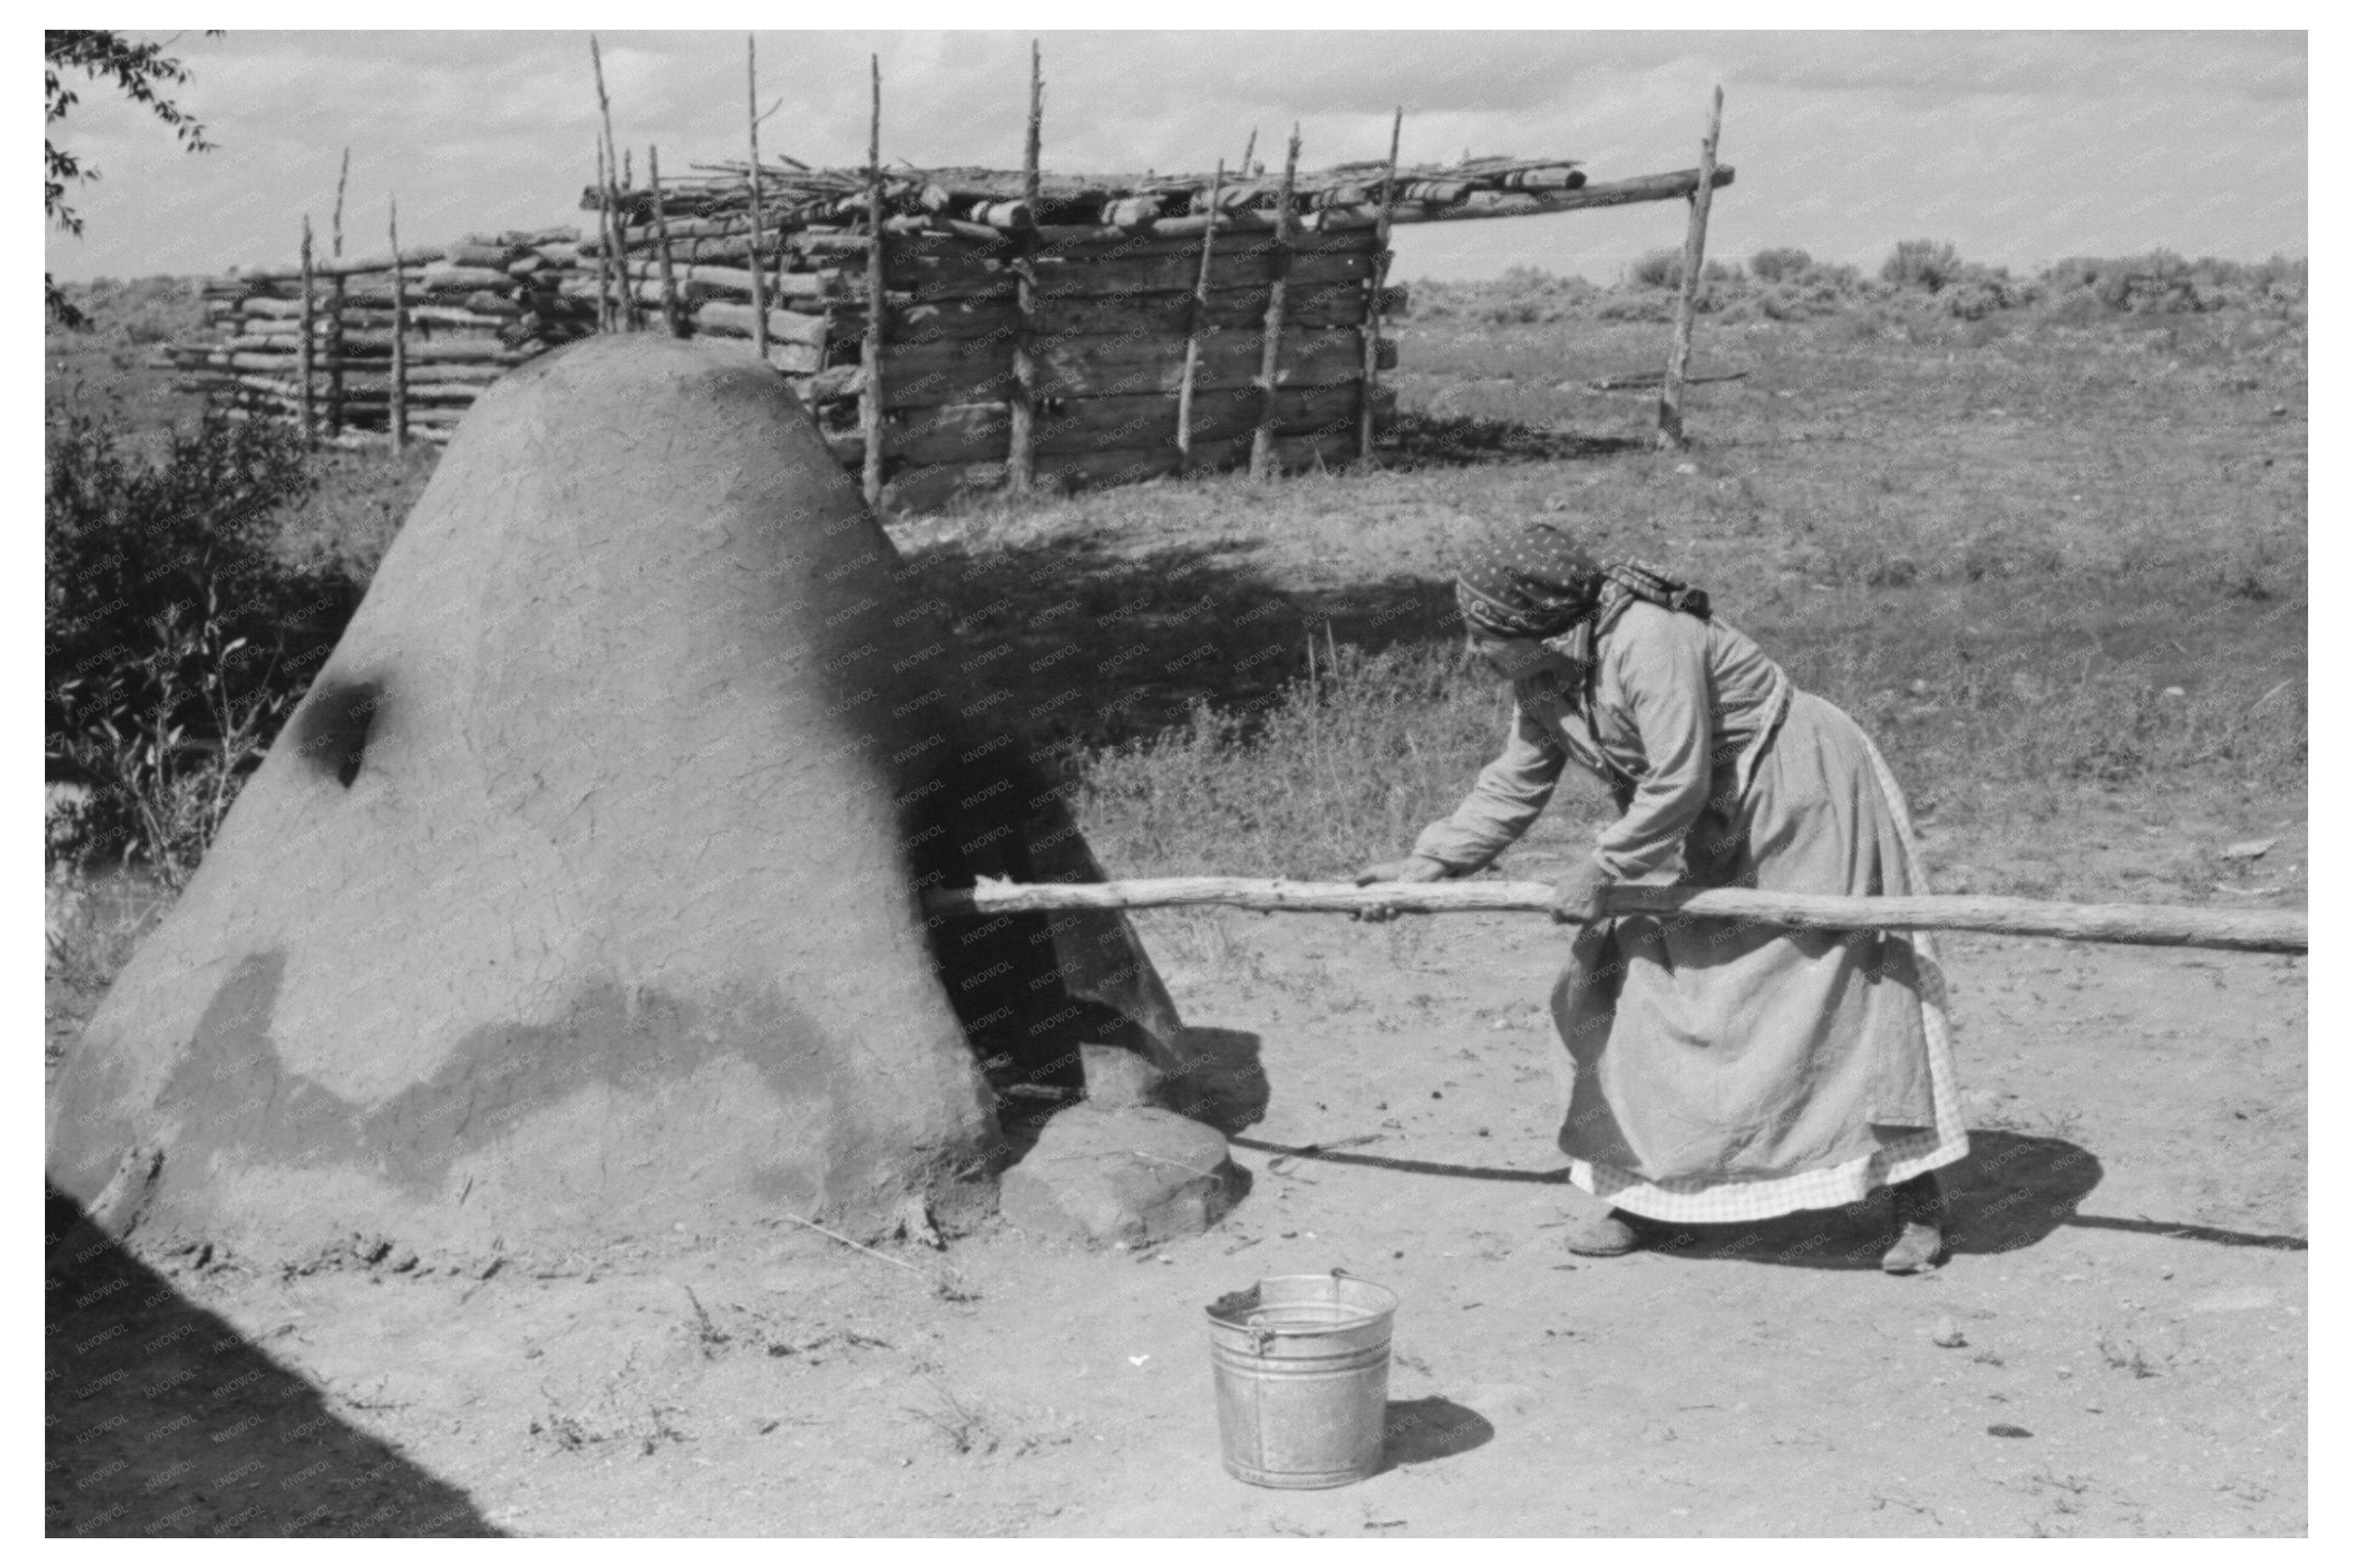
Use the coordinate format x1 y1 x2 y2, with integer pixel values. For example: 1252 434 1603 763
1452 523 1605 640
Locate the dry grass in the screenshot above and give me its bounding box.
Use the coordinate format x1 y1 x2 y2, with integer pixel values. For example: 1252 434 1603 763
1076 642 1594 881
904 295 2305 891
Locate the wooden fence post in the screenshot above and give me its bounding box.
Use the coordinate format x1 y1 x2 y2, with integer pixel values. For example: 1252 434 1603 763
1006 39 1043 496
1657 85 1723 451
745 35 770 364
1249 126 1302 481
590 35 639 331
388 197 408 453
297 217 316 446
1175 158 1225 469
860 54 886 511
1357 105 1402 463
648 144 685 338
591 141 614 333
328 148 349 435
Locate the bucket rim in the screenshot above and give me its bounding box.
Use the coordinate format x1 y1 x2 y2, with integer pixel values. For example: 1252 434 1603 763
1204 1272 1400 1331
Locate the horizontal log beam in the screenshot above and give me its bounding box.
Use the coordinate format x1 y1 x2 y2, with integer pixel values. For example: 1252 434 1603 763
1375 165 1736 227
236 245 449 282
209 165 1716 304
919 877 2303 953
610 260 839 300
690 299 831 347
865 325 1389 409
168 344 524 369
876 426 1365 507
825 381 1388 467
885 245 1375 305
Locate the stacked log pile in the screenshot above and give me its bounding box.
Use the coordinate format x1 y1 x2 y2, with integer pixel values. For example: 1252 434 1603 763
161 152 1732 500
165 229 595 443
756 219 1405 509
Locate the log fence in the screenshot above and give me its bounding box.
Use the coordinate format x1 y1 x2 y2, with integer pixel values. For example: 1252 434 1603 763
160 56 1734 498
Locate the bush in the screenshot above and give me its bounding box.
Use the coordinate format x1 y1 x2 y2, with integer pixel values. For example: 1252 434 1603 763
2037 251 2306 316
1749 246 1813 283
1940 270 2034 321
48 275 206 346
46 410 353 880
1629 248 1683 290
1477 265 1602 325
1745 261 1869 321
1881 239 1965 293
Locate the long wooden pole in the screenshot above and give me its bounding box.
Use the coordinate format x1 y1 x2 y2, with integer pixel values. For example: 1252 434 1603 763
331 147 349 259
592 141 615 333
325 272 345 435
919 878 2307 955
1175 158 1226 469
1006 38 1043 495
387 197 407 453
1657 84 1723 451
296 217 316 445
1357 105 1403 463
1248 125 1302 481
744 34 770 364
608 134 639 330
590 34 639 332
860 53 886 511
328 149 349 435
648 143 685 338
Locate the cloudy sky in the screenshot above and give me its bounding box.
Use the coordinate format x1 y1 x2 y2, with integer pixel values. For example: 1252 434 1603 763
44 25 2306 285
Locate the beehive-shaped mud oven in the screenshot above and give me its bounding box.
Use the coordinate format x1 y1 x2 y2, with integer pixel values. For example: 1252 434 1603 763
47 335 1186 1261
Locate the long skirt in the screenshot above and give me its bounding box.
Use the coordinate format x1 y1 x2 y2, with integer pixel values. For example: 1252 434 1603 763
1550 690 1969 1224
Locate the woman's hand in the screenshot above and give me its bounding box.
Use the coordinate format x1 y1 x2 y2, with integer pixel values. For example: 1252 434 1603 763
1550 857 1614 925
1351 855 1448 922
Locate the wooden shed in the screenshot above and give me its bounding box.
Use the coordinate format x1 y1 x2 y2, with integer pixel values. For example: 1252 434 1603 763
166 151 1732 510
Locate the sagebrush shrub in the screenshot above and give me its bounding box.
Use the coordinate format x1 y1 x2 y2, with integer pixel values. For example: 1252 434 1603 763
1749 246 1813 283
1881 239 1964 293
1629 248 1683 290
46 410 353 877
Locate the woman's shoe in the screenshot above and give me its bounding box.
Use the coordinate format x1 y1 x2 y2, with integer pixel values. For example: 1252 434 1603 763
1561 1186 1643 1256
1880 1172 1947 1274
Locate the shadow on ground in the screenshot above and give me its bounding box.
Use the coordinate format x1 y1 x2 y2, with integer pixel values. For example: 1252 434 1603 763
1170 1027 1272 1136
1380 1396 1496 1471
46 1185 498 1538
1633 1131 2108 1270
1377 411 1649 472
1226 1130 2304 1274
895 532 1462 754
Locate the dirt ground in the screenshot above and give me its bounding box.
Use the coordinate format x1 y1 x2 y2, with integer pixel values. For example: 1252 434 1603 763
48 897 2306 1537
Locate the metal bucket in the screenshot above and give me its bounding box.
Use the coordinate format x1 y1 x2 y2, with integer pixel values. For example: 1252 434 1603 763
1205 1272 1398 1488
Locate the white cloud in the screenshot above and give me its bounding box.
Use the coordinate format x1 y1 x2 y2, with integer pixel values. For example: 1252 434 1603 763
44 29 2307 283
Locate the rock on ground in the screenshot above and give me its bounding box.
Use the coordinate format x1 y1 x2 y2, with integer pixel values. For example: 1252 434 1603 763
999 1105 1238 1246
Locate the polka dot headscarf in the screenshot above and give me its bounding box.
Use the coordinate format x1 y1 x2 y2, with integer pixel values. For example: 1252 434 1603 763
1452 523 1605 639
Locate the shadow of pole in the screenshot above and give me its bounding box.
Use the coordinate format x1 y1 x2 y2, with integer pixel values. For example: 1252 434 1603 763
46 1184 499 1538
1227 1130 2303 1266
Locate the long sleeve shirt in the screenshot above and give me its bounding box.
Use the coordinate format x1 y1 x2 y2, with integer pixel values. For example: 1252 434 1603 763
1412 601 1792 883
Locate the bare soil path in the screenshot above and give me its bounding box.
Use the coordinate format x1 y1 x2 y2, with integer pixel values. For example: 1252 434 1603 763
50 915 2305 1537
